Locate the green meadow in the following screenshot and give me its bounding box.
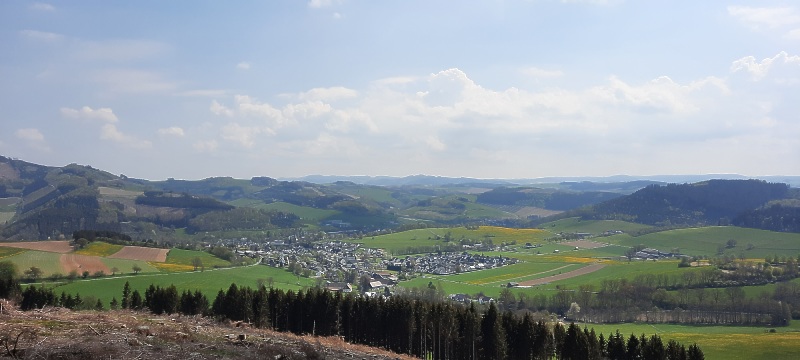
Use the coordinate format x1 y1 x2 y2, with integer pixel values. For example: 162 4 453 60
228 199 338 221
540 217 652 234
3 251 63 276
605 226 800 258
50 264 314 305
586 322 800 360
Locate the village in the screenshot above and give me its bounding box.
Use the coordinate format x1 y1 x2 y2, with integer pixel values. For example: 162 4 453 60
230 239 518 295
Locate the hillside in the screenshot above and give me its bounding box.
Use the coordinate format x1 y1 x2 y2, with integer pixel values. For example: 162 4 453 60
0 301 413 360
562 179 800 231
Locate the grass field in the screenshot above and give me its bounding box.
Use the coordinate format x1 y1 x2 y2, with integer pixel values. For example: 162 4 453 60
51 264 314 305
586 322 800 360
0 246 26 259
3 251 63 276
539 217 652 234
0 211 15 224
605 226 800 258
73 241 124 257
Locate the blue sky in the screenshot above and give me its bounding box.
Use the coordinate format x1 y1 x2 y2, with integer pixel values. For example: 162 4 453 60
1 1 798 180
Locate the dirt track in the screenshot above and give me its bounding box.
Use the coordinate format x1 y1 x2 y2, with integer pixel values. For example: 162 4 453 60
518 263 605 286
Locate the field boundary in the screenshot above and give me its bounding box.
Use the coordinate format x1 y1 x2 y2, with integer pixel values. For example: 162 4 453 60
518 263 606 286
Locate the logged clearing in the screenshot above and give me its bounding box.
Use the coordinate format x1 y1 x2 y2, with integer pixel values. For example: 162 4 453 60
0 240 73 253
108 246 169 262
518 263 605 286
563 240 608 249
60 254 110 274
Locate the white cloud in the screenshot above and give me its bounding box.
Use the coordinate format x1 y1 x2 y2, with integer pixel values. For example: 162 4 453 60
60 106 119 123
522 67 564 78
728 6 800 29
20 29 63 42
731 51 800 80
157 127 185 137
15 128 50 152
308 0 340 9
15 128 45 142
193 140 218 153
294 87 358 101
210 100 234 117
221 123 266 148
237 62 251 70
30 2 55 11
100 124 152 149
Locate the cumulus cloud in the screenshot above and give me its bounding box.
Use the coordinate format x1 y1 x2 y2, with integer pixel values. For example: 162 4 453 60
15 128 45 142
100 124 152 149
237 62 251 70
61 106 119 122
157 126 185 137
15 128 50 152
731 51 800 80
221 123 267 148
294 87 358 101
210 100 234 117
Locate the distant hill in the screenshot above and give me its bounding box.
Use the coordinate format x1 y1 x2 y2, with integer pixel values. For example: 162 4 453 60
3 155 799 239
563 179 800 231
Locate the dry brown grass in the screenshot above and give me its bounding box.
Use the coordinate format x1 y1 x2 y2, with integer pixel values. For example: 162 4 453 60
108 246 169 262
0 299 415 360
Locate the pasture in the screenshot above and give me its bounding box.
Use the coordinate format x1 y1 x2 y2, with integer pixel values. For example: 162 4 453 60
605 226 800 258
228 199 338 221
3 251 63 276
539 217 652 234
108 246 169 262
587 322 800 360
51 264 314 305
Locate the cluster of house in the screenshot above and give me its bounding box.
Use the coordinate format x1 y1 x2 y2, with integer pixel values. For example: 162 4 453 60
449 293 495 305
631 248 676 260
383 252 518 275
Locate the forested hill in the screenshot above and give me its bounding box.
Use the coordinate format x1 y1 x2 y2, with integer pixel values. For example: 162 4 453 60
476 187 622 210
569 179 799 230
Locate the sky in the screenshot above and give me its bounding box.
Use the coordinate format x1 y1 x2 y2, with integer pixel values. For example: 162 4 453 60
1 1 799 181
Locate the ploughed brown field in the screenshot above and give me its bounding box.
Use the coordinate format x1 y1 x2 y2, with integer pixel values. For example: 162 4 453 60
0 240 73 253
108 246 169 262
59 254 110 274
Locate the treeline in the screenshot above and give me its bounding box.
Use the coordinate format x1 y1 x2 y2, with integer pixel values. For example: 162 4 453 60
186 207 299 233
476 187 621 211
16 281 703 360
72 229 132 242
135 191 234 210
733 203 800 233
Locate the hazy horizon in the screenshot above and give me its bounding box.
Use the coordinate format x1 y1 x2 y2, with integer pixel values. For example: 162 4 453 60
2 1 798 180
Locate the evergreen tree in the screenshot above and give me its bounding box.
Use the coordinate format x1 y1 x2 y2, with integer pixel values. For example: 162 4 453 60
479 302 506 360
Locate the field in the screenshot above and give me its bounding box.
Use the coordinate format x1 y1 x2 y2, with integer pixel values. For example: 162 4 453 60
0 246 26 259
540 217 652 234
52 264 314 304
60 254 110 274
2 251 63 275
73 241 124 257
0 240 73 253
605 226 800 258
0 212 14 224
107 246 169 262
587 322 800 359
